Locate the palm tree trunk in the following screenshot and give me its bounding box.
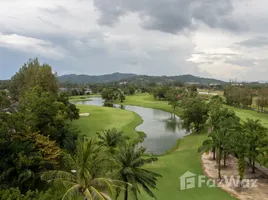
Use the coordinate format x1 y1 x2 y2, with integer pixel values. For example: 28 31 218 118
218 149 222 179
252 160 255 173
212 148 216 160
124 177 128 200
223 153 227 167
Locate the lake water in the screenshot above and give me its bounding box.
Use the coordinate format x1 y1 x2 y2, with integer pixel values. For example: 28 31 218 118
76 98 189 155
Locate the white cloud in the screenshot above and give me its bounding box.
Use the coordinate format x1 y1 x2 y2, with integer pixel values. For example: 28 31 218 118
0 33 67 59
1 0 268 81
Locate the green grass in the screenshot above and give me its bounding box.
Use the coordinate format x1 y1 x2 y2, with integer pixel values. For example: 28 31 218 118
73 104 142 139
120 93 182 115
225 105 268 128
69 94 101 102
73 94 236 200
139 133 236 200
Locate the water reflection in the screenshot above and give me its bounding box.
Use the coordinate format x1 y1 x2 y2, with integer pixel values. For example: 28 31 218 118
76 98 189 154
103 102 114 107
164 115 180 132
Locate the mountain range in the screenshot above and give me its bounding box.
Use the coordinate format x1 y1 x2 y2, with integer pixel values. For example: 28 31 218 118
57 73 226 85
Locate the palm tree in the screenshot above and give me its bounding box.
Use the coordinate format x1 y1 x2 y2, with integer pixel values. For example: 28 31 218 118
207 118 238 179
198 139 216 160
112 143 162 200
206 108 239 166
97 128 129 154
243 119 267 173
231 130 249 187
41 139 119 200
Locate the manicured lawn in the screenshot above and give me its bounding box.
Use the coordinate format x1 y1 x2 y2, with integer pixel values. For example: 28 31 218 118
69 94 101 102
139 133 236 200
120 93 182 115
73 104 142 139
226 105 268 128
73 94 236 200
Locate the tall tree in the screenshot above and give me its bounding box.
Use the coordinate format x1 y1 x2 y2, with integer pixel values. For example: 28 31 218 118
42 139 118 200
10 58 58 100
231 129 249 186
243 119 267 173
97 128 129 154
113 143 161 200
180 97 209 133
0 90 10 110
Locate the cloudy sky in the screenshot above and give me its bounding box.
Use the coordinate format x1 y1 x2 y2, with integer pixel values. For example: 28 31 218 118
0 0 267 81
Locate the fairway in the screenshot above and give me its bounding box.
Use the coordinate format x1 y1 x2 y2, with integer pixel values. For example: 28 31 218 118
73 95 236 200
69 94 100 102
120 93 182 115
73 104 142 139
226 105 268 128
139 133 236 200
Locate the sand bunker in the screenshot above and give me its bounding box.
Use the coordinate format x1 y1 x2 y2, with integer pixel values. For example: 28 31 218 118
79 113 90 117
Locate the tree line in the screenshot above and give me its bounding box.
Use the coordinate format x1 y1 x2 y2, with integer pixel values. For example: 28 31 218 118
198 99 268 185
0 59 162 199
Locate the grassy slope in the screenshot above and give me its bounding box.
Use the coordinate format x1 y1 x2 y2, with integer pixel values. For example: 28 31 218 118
122 93 268 199
73 104 142 139
118 94 235 200
72 93 268 199
69 94 101 102
120 93 182 115
73 94 235 200
226 106 268 128
139 133 235 200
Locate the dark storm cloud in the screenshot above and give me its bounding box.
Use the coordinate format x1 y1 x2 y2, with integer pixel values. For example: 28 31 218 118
237 36 268 47
93 0 245 33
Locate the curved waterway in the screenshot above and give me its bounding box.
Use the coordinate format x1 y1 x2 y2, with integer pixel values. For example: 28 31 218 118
77 98 189 155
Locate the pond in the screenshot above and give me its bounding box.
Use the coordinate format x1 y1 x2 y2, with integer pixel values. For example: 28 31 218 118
77 98 189 155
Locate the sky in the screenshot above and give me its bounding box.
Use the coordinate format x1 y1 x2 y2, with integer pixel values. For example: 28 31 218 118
0 0 268 81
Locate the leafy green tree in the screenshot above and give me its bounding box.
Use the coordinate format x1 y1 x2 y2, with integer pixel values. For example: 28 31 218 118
0 113 52 192
0 90 10 110
119 92 126 103
0 80 10 90
19 86 79 145
10 58 58 100
113 143 162 200
256 87 268 112
33 133 61 165
165 88 180 114
126 85 136 95
180 97 209 133
0 188 57 200
224 86 253 107
101 88 119 102
42 139 118 200
243 119 267 173
152 86 168 99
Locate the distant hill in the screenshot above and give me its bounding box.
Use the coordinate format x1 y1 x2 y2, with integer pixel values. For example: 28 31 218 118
57 73 137 84
57 73 226 85
121 74 226 85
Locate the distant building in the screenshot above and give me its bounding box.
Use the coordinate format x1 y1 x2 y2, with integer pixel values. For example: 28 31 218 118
119 82 127 85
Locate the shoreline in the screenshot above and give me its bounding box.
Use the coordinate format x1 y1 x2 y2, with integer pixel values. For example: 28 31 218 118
74 97 188 156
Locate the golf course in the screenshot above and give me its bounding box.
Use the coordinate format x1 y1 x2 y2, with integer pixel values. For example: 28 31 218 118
71 93 255 200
